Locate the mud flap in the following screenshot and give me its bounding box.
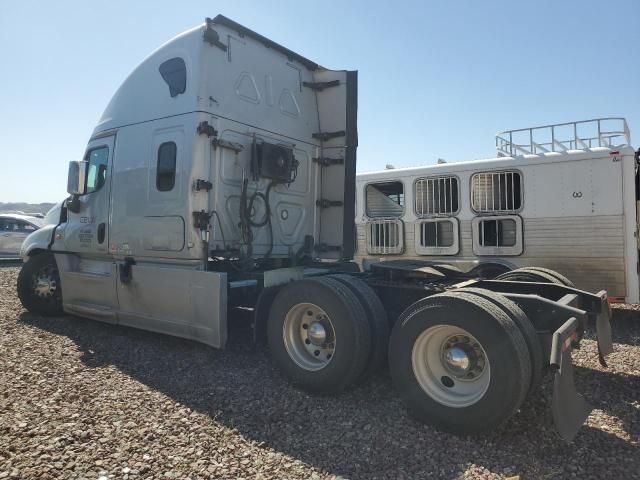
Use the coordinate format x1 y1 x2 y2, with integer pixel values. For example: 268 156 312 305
595 290 614 366
550 317 593 442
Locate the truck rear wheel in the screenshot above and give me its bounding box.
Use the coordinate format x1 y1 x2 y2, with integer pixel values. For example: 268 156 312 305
329 274 390 378
454 288 543 394
389 292 531 434
496 267 574 287
267 277 371 394
17 253 63 316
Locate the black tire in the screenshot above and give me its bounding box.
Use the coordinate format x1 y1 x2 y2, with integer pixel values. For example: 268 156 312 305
496 268 564 285
329 274 390 377
267 277 371 394
467 262 512 279
389 291 531 434
515 267 575 288
454 287 543 394
17 253 63 316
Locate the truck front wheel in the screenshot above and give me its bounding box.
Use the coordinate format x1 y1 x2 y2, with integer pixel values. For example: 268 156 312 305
17 253 63 316
389 292 531 434
267 277 371 394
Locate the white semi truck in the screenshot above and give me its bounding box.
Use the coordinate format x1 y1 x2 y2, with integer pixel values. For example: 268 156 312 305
18 16 614 441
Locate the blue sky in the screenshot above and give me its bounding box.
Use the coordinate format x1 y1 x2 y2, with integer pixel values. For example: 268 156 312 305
1 0 638 203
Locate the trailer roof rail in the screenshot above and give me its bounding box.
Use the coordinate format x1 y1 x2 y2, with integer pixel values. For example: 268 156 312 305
495 117 631 157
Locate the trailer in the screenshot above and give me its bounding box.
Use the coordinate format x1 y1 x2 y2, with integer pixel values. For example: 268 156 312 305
17 16 614 441
355 118 639 303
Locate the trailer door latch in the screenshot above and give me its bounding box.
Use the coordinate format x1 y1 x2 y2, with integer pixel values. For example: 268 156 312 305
212 138 245 153
312 130 346 142
194 179 213 192
197 121 218 137
302 80 340 91
314 243 342 252
313 157 344 167
193 210 212 230
316 199 344 208
203 18 228 51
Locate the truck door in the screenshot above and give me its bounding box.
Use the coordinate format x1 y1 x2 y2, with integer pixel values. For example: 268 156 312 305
56 134 118 322
64 135 114 254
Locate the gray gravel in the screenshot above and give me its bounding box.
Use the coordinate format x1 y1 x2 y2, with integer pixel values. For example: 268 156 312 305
1 266 639 479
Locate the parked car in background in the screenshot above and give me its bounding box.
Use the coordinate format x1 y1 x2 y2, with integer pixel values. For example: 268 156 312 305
0 214 43 257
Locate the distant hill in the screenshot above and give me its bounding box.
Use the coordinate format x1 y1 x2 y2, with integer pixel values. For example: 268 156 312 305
0 202 56 215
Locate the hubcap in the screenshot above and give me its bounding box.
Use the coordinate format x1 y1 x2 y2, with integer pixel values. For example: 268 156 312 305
412 325 490 408
307 322 327 345
443 346 470 376
441 335 486 381
32 266 58 299
283 303 336 371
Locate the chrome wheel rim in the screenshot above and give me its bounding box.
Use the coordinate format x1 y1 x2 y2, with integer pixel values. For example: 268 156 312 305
411 325 490 408
283 302 336 371
31 264 59 300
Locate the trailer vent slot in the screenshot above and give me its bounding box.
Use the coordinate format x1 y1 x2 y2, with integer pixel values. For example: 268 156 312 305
366 181 404 218
415 176 459 216
471 171 522 213
366 219 404 255
472 215 523 256
415 218 459 256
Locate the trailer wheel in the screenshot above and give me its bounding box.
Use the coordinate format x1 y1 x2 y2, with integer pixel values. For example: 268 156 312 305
389 292 531 434
496 267 573 286
329 274 390 377
515 267 575 288
267 277 371 394
467 262 512 279
453 288 543 394
17 253 63 316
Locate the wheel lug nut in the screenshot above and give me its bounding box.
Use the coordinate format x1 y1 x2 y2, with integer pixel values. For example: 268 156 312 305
302 324 308 329
306 310 313 316
305 339 310 345
314 350 320 356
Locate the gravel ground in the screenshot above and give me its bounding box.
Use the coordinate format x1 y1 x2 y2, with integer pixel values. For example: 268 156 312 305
0 266 639 479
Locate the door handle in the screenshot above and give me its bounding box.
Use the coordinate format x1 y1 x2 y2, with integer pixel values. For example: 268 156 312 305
97 223 106 244
2 234 9 237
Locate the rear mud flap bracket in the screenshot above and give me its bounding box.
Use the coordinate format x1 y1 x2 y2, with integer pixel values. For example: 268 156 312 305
595 290 614 366
550 317 593 442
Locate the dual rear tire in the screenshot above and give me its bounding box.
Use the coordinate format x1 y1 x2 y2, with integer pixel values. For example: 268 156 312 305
267 275 389 394
266 267 571 435
388 291 533 434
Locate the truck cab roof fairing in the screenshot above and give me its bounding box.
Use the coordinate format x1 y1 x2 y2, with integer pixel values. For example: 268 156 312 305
93 26 201 135
93 16 325 136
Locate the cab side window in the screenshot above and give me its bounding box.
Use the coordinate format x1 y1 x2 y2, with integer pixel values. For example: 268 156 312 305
156 141 177 191
85 146 110 194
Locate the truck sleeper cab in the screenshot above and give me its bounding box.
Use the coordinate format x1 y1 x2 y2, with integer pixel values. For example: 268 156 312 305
17 16 614 442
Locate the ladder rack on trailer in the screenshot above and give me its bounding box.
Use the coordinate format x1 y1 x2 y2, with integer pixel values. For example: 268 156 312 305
495 117 631 157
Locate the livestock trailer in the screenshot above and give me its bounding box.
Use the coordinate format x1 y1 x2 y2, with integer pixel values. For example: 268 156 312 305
355 119 639 303
17 16 614 441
